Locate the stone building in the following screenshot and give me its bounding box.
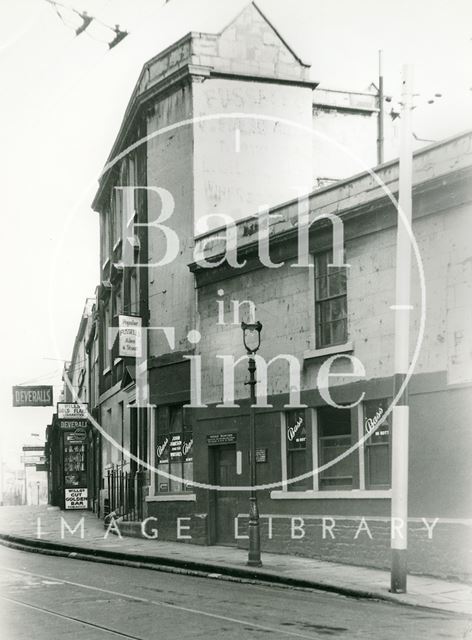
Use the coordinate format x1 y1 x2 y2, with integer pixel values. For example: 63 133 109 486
91 2 384 517
186 130 472 579
88 1 472 578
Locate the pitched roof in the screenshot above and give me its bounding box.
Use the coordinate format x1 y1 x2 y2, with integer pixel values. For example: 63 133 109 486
91 1 311 211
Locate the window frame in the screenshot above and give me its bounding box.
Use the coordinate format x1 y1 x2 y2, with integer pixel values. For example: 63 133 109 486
153 404 193 495
317 404 354 491
362 398 392 490
284 409 311 492
274 402 392 500
314 249 348 349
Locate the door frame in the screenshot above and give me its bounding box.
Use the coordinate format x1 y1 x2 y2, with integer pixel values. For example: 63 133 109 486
208 443 237 546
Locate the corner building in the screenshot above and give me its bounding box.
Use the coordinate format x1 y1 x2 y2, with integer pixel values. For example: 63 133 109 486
90 1 472 579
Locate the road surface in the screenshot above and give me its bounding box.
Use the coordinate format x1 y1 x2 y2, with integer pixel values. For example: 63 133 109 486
0 546 468 639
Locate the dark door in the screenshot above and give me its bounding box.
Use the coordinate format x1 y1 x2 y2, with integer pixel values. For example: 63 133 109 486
212 445 237 545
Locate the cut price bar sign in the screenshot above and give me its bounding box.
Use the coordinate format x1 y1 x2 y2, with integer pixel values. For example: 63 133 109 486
65 488 88 510
12 386 53 407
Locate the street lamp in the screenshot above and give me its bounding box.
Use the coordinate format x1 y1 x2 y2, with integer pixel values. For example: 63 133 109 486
241 320 263 567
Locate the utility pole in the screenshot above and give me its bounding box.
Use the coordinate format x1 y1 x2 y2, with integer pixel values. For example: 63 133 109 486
390 64 414 594
377 50 385 165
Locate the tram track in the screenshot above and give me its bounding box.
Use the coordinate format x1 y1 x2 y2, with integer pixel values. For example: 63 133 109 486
0 594 145 639
2 565 318 640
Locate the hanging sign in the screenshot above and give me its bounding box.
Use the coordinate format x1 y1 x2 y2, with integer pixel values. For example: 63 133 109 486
20 455 45 464
64 488 88 509
12 386 53 407
58 419 88 430
57 403 88 420
118 315 142 357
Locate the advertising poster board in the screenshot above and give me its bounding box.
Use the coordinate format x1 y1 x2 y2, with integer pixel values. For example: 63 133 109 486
64 488 88 509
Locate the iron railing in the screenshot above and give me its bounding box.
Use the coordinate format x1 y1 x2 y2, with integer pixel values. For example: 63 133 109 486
106 469 145 521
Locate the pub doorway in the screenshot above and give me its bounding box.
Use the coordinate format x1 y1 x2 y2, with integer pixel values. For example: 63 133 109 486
210 444 237 545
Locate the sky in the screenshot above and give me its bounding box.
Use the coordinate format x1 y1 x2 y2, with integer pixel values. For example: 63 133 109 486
0 0 471 468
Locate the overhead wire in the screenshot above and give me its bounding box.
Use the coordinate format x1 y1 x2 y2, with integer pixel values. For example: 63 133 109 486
43 0 129 48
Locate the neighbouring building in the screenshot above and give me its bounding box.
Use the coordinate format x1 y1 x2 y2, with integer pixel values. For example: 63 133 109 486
45 298 101 511
21 435 48 506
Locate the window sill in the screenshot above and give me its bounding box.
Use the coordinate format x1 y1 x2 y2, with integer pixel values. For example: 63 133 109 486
303 341 353 360
146 494 196 503
270 489 391 500
103 367 111 375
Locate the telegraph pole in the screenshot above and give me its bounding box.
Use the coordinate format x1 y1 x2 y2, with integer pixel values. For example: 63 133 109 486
390 64 414 593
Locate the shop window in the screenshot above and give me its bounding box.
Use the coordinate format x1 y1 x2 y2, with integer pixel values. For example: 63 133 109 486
364 399 391 489
314 250 348 348
155 405 193 493
285 409 309 491
318 405 353 489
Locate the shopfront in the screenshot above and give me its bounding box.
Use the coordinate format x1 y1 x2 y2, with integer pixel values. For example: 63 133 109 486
46 403 93 510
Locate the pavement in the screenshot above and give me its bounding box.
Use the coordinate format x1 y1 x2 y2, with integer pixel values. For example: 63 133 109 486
0 505 470 617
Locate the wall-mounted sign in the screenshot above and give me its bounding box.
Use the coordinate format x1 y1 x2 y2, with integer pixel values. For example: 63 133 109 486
65 488 88 509
255 448 268 463
12 386 53 407
35 463 47 472
118 315 142 357
207 432 237 446
57 403 88 420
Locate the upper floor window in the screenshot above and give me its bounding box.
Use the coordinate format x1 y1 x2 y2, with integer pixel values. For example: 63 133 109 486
112 162 128 247
101 210 110 266
314 250 348 348
129 270 139 315
103 302 112 370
